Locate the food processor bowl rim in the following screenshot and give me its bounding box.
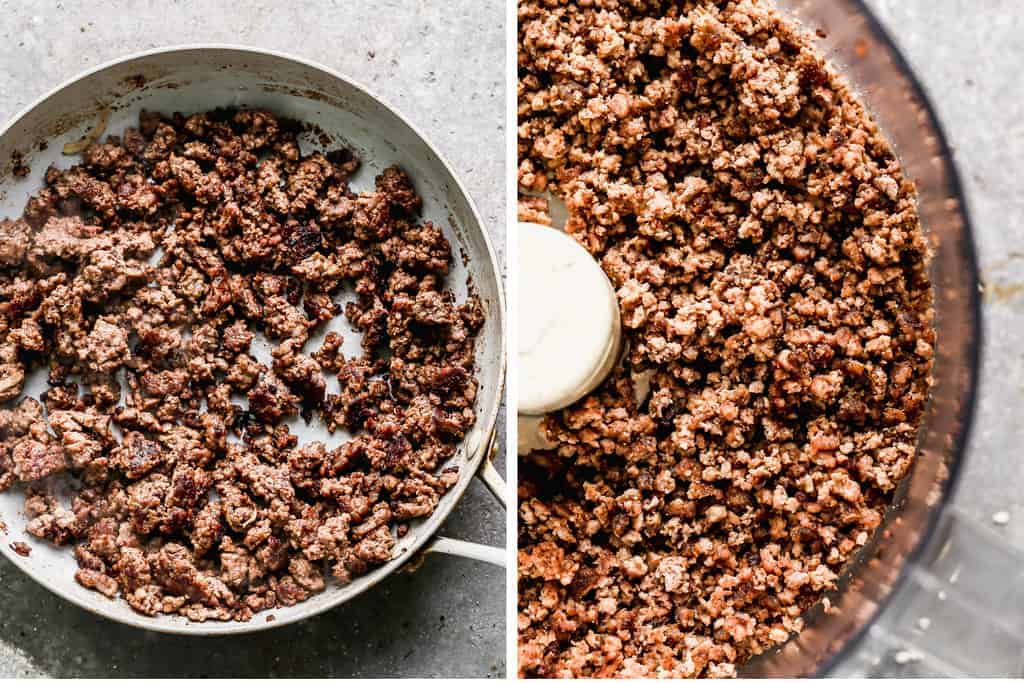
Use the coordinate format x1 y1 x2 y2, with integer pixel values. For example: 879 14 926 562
814 0 984 675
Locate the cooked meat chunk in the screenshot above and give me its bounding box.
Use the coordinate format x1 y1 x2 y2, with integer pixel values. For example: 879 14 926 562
11 440 65 481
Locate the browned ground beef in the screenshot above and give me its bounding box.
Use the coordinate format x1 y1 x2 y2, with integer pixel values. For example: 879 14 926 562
517 0 934 677
0 107 483 622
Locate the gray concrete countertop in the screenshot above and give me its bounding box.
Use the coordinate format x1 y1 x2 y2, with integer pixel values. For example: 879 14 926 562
0 0 505 678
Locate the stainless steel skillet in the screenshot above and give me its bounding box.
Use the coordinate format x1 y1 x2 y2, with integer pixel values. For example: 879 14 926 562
0 45 506 635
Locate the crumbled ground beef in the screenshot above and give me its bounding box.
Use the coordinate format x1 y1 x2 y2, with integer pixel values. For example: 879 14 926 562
0 107 483 622
517 1 934 678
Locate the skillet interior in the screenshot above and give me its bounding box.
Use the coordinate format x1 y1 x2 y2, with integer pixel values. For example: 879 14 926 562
0 46 505 636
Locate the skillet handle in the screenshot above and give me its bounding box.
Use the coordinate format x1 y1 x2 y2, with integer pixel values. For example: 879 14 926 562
476 445 507 509
424 428 507 567
425 536 506 567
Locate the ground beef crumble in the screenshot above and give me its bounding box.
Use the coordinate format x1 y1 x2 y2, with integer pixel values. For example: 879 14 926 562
0 107 483 622
517 0 934 678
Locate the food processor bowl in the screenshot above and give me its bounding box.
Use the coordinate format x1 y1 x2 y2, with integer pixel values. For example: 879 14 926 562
740 0 983 676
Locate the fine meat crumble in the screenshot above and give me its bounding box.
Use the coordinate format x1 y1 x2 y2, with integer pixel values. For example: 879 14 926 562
0 107 483 622
517 0 934 677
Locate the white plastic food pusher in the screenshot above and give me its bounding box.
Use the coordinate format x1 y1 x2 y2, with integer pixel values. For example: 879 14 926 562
517 221 623 453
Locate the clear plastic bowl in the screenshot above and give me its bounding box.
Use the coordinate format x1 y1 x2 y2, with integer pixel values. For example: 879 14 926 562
740 0 982 676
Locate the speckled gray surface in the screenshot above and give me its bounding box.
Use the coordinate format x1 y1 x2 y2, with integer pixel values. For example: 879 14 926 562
0 0 505 678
